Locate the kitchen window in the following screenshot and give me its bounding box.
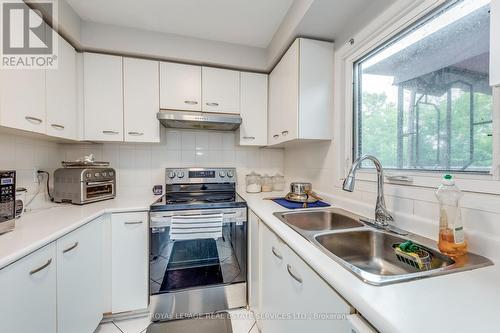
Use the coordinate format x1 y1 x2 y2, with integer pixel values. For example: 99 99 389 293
353 0 493 173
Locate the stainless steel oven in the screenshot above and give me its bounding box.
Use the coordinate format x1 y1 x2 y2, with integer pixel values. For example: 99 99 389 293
149 168 247 322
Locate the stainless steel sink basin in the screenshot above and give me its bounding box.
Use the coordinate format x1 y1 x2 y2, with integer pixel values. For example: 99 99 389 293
273 208 493 285
274 208 363 231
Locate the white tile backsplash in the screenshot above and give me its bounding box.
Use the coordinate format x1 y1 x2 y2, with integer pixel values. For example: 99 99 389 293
59 128 284 197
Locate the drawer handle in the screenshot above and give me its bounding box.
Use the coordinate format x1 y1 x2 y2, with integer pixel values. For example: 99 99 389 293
25 116 43 124
281 130 289 136
62 242 79 254
124 221 143 225
243 136 256 140
184 100 198 105
103 130 119 135
287 264 303 284
128 131 144 136
29 259 52 275
271 246 283 260
206 102 219 107
273 134 279 139
51 124 65 130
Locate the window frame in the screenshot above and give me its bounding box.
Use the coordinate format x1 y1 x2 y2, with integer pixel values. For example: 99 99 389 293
336 0 500 195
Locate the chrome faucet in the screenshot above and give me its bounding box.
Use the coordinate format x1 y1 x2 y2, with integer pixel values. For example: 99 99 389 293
343 155 394 227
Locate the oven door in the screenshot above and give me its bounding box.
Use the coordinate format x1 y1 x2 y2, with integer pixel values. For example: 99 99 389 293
149 209 247 295
84 181 115 201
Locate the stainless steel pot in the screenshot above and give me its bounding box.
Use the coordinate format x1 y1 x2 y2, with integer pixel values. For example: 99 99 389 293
285 182 319 203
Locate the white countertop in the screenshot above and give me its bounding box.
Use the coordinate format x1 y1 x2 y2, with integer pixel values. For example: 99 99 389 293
0 195 160 270
1 190 499 332
239 190 500 333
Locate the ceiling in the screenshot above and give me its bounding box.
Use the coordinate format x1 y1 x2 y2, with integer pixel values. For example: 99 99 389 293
65 0 294 48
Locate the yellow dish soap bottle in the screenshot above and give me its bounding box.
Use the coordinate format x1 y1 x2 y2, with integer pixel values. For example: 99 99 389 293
435 174 467 256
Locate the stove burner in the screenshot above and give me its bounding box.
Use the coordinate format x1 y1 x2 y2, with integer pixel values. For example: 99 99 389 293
165 197 196 204
205 195 235 203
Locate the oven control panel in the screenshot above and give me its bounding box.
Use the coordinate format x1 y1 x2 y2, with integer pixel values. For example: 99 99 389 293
166 168 236 184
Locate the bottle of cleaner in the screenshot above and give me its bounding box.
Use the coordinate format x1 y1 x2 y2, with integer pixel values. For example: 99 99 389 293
435 174 467 256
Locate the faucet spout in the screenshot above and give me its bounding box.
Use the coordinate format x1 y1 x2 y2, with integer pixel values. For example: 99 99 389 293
342 155 394 226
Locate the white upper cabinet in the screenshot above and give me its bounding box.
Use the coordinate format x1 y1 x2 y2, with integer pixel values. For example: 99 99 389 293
238 72 268 146
160 62 202 111
0 68 46 134
46 35 77 140
124 58 160 142
57 219 104 333
0 243 57 333
491 0 500 86
84 53 124 141
202 67 240 114
268 38 333 146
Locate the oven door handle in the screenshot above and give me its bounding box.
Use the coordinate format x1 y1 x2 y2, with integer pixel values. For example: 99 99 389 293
152 211 238 219
86 181 114 186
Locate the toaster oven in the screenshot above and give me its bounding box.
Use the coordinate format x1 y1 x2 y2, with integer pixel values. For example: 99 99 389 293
54 168 116 205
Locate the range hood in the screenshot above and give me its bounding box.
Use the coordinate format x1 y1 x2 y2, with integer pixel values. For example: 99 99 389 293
157 110 242 131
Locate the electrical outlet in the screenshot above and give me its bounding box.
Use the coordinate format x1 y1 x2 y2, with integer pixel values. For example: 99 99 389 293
32 168 39 183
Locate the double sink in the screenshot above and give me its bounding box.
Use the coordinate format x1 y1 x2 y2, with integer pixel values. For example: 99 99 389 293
273 208 492 285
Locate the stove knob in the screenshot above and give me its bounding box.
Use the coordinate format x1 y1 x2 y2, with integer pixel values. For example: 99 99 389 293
219 171 226 178
178 171 185 178
168 171 176 179
227 171 234 178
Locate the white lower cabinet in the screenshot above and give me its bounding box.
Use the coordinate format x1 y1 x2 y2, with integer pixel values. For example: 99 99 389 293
57 217 104 333
111 212 149 313
248 211 261 314
0 243 57 333
260 224 352 333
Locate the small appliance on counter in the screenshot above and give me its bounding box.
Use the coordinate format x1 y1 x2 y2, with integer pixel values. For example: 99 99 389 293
15 187 27 218
0 170 16 234
54 159 116 205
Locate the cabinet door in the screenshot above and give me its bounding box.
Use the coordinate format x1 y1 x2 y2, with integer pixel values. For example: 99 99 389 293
268 62 282 144
491 0 500 86
124 58 160 142
0 68 46 134
0 243 56 333
278 39 299 143
84 53 123 141
239 72 268 146
260 225 288 333
46 34 77 140
57 218 104 333
248 211 261 313
281 243 351 333
202 67 240 114
111 212 148 313
160 62 201 111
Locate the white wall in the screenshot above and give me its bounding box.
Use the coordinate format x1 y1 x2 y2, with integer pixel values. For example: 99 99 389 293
59 128 284 197
0 132 62 209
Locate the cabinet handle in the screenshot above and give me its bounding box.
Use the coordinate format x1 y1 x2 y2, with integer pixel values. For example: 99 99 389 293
103 130 119 135
62 242 79 254
243 136 256 140
25 116 43 124
287 264 303 284
128 131 144 136
273 134 279 139
124 221 143 225
206 102 219 107
29 259 52 275
184 100 198 105
51 124 65 130
271 246 283 260
281 130 289 136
